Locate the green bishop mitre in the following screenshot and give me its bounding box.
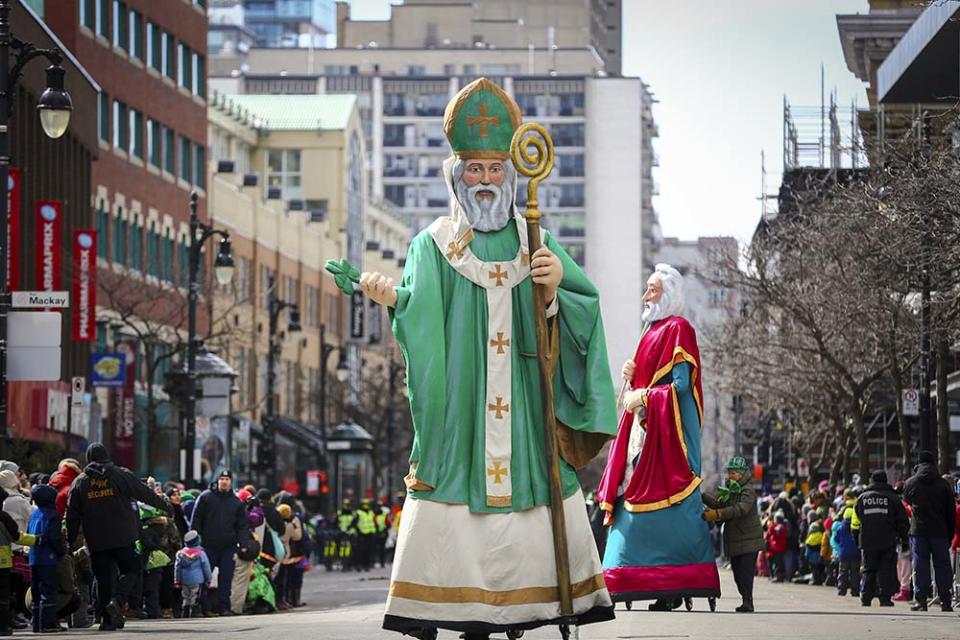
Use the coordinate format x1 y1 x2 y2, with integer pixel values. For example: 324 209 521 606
443 77 522 159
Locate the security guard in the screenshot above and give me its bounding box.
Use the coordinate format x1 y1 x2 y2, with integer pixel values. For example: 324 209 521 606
352 499 377 572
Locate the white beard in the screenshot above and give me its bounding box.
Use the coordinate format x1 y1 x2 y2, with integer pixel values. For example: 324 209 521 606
456 180 512 232
642 291 677 323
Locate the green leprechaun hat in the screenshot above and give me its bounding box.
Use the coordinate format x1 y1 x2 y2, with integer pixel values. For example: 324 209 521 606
443 77 522 160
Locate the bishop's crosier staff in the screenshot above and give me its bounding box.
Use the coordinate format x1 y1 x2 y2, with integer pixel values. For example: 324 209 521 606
510 123 575 622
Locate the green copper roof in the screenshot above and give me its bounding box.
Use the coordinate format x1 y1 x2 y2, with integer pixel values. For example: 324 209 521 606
222 94 358 131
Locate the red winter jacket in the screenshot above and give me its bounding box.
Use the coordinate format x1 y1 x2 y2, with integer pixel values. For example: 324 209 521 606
765 522 788 554
48 463 81 517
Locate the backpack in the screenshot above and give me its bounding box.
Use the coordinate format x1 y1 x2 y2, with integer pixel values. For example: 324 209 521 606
237 535 261 562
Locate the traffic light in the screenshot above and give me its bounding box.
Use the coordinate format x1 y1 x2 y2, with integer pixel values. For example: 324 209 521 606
319 471 329 494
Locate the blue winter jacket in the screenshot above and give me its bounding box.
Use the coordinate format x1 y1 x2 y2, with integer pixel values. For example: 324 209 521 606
28 485 65 566
830 519 858 560
174 547 212 586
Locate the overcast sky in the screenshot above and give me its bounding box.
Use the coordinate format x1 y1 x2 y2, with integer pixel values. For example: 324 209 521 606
345 1 871 243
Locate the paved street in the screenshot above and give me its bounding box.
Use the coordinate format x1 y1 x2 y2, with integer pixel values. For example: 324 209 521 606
57 564 958 640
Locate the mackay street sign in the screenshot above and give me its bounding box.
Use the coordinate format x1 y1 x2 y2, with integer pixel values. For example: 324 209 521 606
11 290 69 308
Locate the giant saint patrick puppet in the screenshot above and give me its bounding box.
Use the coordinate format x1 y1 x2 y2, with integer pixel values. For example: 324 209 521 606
596 264 721 608
350 78 618 639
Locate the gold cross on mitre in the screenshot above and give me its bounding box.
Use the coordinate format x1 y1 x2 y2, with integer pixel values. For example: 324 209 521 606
467 103 500 138
487 396 510 419
488 264 508 287
446 241 465 261
490 332 511 354
487 460 509 484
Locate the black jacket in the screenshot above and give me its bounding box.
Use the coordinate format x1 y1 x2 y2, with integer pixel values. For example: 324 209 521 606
65 461 171 552
190 484 249 550
903 463 956 540
854 482 909 551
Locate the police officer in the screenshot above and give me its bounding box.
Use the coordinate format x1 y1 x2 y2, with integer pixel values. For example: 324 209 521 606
855 470 909 607
353 499 377 572
373 498 392 568
336 499 355 571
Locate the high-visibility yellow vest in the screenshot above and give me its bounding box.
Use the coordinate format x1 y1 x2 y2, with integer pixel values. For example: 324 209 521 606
338 511 354 532
356 509 376 535
374 511 389 533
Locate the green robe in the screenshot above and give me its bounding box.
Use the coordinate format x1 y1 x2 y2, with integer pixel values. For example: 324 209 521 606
390 219 617 513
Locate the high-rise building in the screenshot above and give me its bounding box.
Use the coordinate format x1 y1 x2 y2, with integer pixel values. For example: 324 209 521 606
209 1 656 382
45 0 210 474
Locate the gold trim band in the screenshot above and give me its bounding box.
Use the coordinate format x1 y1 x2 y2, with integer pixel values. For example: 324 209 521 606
389 574 606 606
623 476 702 513
486 494 513 508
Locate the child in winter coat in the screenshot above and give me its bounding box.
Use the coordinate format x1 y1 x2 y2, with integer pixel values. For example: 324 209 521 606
174 531 211 619
0 487 36 636
831 511 860 597
804 521 826 585
27 485 65 633
765 512 788 582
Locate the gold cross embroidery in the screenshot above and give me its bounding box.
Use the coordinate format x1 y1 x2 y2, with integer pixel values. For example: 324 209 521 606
488 264 508 287
488 396 510 419
467 103 500 138
446 241 465 261
521 252 529 266
487 460 509 484
490 332 511 354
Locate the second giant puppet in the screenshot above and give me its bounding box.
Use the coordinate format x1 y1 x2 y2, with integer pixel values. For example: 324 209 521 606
597 264 721 604
359 78 618 639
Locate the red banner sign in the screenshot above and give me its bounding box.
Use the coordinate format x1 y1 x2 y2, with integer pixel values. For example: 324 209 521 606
35 200 62 292
72 230 96 342
6 167 20 290
112 339 137 470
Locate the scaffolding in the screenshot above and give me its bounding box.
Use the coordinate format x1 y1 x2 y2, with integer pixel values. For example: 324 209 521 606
782 91 866 172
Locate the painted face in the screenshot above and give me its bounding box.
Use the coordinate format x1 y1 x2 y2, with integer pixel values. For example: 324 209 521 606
462 159 506 199
642 276 663 304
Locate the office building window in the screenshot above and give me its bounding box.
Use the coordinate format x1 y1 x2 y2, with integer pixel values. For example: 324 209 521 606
96 202 108 260
147 119 161 167
162 126 175 174
129 218 142 272
129 108 143 159
129 9 143 60
98 92 109 143
112 211 127 265
97 0 109 37
146 22 161 70
163 32 176 79
112 1 128 50
112 100 128 150
80 0 95 29
267 149 301 199
192 53 205 98
179 136 191 183
147 224 160 277
194 145 205 189
557 154 584 177
178 43 192 90
163 235 174 282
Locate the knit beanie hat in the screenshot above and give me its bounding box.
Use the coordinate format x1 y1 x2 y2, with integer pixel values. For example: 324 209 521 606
256 488 273 503
917 450 935 465
277 504 292 520
85 443 110 464
0 460 19 474
0 469 17 490
184 531 201 548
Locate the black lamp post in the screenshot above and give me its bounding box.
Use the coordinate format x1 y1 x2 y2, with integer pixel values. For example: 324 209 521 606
263 274 300 491
318 322 347 514
383 351 405 499
0 0 74 457
182 191 234 483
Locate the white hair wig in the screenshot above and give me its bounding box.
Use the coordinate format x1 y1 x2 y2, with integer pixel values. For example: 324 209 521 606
645 263 685 321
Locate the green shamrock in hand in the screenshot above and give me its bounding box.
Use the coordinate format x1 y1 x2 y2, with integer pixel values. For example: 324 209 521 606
325 259 361 296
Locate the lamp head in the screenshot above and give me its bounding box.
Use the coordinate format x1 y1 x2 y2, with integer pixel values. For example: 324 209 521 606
38 64 73 139
214 236 235 286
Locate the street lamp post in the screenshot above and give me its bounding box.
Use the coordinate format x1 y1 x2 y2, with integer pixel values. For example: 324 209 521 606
0 0 73 458
263 274 300 491
383 351 404 499
182 191 234 484
318 322 347 514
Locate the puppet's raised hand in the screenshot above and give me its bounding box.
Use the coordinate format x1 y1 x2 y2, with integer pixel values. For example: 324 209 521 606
325 259 361 295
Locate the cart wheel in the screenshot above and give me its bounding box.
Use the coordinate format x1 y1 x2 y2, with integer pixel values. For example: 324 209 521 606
684 597 693 611
559 624 571 640
709 598 717 612
506 631 524 640
625 600 632 611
